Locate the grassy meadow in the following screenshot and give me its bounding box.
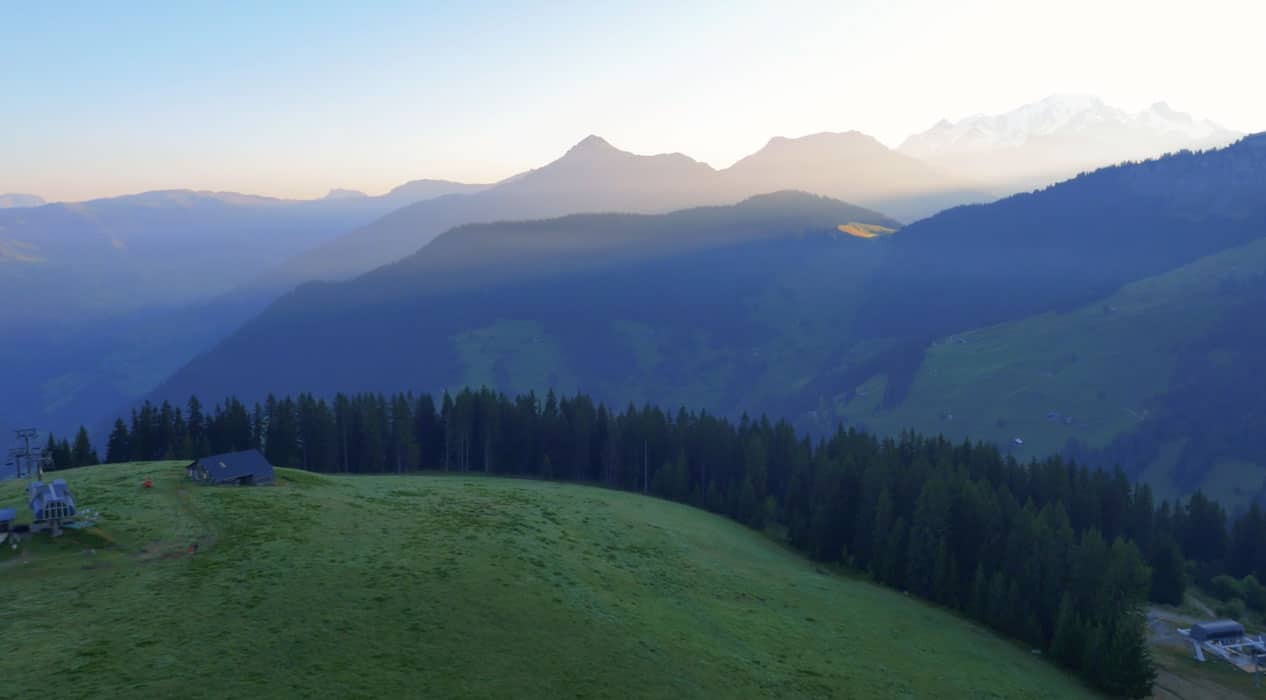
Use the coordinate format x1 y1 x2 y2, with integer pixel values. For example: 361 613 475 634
0 462 1095 698
835 237 1266 507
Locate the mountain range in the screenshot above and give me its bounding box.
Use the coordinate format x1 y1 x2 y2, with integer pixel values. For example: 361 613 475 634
900 94 1241 193
270 97 1234 289
153 191 897 407
0 179 487 441
152 134 1266 509
260 132 985 289
4 94 1253 507
0 182 491 323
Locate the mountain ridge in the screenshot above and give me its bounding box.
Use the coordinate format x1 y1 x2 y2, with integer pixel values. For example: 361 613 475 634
149 136 1266 505
0 176 491 443
150 190 899 405
899 94 1242 193
264 131 984 288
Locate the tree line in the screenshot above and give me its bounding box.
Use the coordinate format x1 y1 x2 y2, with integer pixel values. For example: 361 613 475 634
52 387 1266 697
42 426 100 470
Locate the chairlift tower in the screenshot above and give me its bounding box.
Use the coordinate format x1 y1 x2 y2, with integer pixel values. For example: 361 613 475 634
8 428 49 480
3 428 84 539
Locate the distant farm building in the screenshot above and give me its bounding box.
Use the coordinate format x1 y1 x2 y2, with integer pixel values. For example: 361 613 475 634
187 449 275 486
27 480 76 522
1192 620 1245 643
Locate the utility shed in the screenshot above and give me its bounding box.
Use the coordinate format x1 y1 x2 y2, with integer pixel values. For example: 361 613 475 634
1191 620 1245 642
27 480 76 522
0 507 15 532
188 449 274 486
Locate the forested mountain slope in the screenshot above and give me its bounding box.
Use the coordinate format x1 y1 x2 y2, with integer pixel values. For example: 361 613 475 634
853 133 1266 343
0 181 485 440
807 134 1266 502
154 192 897 410
153 136 1266 504
831 235 1266 507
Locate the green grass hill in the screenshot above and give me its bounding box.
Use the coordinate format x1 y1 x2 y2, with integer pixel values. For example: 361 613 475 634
835 235 1266 509
0 463 1095 698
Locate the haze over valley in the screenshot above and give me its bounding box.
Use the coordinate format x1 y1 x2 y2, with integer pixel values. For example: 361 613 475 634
6 3 1266 698
2 94 1241 445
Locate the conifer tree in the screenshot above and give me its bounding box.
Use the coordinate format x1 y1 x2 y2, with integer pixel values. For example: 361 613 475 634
72 426 99 467
105 419 130 463
1150 540 1187 605
1049 592 1083 669
1100 611 1155 699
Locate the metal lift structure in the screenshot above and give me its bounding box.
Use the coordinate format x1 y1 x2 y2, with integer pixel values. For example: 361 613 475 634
2 429 93 547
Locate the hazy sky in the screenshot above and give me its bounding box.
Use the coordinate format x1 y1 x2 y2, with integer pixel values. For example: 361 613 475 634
4 0 1263 202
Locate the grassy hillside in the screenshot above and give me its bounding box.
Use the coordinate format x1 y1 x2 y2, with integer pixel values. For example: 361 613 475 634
0 463 1093 699
834 235 1266 508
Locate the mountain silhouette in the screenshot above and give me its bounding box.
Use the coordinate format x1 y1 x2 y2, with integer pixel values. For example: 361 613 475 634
267 133 984 288
899 94 1242 193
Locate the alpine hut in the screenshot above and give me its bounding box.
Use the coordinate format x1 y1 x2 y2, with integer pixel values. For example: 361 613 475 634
187 449 275 486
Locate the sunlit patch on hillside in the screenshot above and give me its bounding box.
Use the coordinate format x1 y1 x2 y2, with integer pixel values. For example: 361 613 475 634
837 222 897 239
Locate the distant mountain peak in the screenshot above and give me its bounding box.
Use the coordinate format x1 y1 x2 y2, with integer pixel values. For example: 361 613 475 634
898 96 1242 191
520 134 716 186
324 188 368 200
902 95 1237 158
748 131 892 160
383 178 490 200
565 134 620 157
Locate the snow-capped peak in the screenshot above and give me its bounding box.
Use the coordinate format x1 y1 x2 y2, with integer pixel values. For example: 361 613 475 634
898 95 1235 159
1134 101 1224 141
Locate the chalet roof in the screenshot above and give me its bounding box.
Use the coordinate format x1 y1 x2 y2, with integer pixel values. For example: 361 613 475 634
190 449 274 484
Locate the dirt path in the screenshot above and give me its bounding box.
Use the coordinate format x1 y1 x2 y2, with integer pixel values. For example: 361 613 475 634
1150 607 1206 628
1149 610 1192 648
1151 667 1254 700
137 485 217 561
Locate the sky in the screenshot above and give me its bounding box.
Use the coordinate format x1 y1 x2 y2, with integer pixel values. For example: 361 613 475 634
4 0 1264 202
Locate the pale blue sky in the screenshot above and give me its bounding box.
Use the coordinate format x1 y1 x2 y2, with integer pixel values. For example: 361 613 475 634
4 0 1263 201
